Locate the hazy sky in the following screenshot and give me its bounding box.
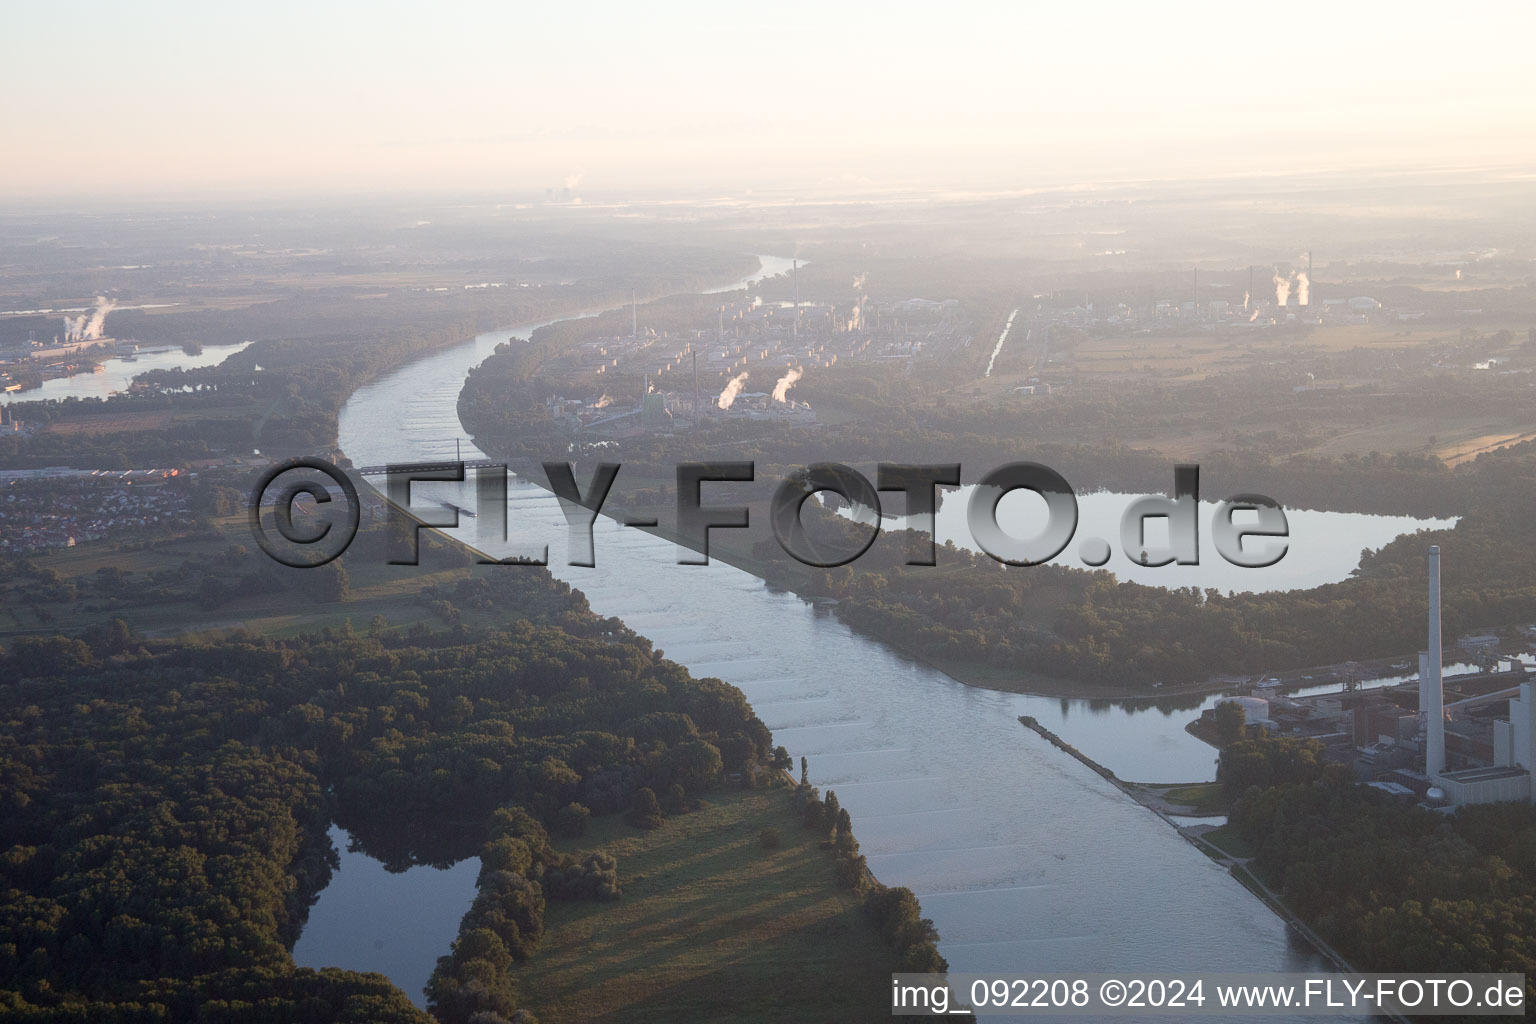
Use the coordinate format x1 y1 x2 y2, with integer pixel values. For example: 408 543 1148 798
5 1 1533 199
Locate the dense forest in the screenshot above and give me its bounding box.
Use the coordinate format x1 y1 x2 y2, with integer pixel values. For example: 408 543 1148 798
1221 738 1536 1009
0 553 942 1022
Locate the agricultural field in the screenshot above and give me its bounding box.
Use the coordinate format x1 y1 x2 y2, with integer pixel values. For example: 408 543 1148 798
517 786 893 1024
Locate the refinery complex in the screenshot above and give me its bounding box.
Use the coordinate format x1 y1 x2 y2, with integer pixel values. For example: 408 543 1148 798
540 265 972 436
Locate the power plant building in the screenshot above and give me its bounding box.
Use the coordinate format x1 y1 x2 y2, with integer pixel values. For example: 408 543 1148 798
1418 545 1536 805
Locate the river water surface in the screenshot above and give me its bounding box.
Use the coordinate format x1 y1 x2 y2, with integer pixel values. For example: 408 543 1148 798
313 256 1398 1015
1 341 252 405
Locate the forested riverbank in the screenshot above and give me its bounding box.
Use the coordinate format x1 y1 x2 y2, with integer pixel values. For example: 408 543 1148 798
0 562 946 1022
1 250 953 1022
1219 738 1536 1006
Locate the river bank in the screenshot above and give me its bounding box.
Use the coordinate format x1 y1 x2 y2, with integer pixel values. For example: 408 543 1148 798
337 259 1348 993
1015 714 1366 983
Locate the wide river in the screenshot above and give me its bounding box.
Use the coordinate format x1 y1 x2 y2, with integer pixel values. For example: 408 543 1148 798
324 256 1396 1014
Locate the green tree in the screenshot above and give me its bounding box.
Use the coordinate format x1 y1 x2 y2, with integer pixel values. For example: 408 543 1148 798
1212 700 1247 746
625 787 664 830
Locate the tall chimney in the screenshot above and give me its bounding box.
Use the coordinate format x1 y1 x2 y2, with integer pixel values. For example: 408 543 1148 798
692 348 699 428
793 259 799 339
1422 545 1446 777
1305 250 1313 307
632 291 637 338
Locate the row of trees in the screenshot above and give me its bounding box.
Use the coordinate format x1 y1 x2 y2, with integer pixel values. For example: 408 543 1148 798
790 771 949 975
424 808 617 1024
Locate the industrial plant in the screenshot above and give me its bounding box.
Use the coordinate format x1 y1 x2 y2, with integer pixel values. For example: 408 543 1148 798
536 264 971 437
1202 546 1536 808
0 297 121 394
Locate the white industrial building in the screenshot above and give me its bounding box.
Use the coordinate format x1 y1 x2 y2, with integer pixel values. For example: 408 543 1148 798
1216 695 1271 728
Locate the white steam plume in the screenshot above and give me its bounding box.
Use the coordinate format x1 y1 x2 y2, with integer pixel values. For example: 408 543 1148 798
848 273 868 333
60 297 116 343
716 371 749 410
83 297 116 339
771 367 803 403
1273 268 1291 307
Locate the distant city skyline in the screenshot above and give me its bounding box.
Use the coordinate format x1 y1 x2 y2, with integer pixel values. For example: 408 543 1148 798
5 0 1534 199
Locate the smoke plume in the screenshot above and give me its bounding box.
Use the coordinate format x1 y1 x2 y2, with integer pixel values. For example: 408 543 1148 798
716 371 749 410
84 297 116 339
771 367 803 403
1270 257 1314 309
60 296 116 343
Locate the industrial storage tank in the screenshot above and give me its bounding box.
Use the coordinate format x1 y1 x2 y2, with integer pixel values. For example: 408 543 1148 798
1216 695 1270 724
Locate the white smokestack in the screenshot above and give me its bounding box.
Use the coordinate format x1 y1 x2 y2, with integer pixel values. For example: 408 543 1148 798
1423 545 1445 777
771 366 802 403
716 371 749 410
